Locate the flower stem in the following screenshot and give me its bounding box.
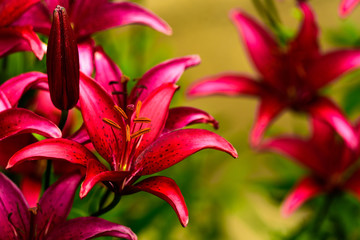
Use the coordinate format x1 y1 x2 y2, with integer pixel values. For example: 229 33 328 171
91 192 121 217
43 110 68 191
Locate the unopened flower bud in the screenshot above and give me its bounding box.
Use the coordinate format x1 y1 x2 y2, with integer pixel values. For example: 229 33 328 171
47 5 79 110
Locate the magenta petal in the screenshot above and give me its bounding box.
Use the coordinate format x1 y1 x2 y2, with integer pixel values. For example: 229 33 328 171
230 9 282 87
68 124 90 144
251 96 286 146
164 107 219 133
0 172 30 238
136 129 238 175
94 46 124 103
188 74 263 97
290 2 319 59
130 55 200 102
261 137 326 176
131 176 188 227
79 73 125 164
36 173 82 235
0 0 40 27
20 176 41 208
0 90 11 111
73 1 171 38
0 71 47 107
282 177 322 217
307 50 360 90
339 0 360 17
307 97 358 149
7 138 93 169
78 39 95 76
0 108 61 141
0 26 45 59
46 216 137 240
133 83 178 155
81 158 128 198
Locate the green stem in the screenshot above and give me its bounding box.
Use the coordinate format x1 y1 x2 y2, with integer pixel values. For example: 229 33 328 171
309 193 336 237
98 189 112 211
91 193 121 217
43 110 68 191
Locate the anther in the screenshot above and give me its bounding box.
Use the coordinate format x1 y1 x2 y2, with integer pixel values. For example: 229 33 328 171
103 118 122 130
109 81 119 85
121 75 130 83
135 101 142 118
127 104 134 111
131 128 151 139
126 125 131 142
133 117 151 123
114 105 128 119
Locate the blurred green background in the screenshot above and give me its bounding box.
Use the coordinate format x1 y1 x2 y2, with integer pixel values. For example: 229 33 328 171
4 0 360 239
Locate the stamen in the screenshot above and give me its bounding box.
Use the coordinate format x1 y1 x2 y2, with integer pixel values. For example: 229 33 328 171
126 125 131 142
121 75 130 83
112 91 127 95
103 118 122 130
114 105 128 119
135 101 142 118
131 128 151 139
133 117 151 123
109 81 119 85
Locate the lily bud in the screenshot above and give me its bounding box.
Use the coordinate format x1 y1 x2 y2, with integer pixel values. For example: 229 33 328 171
47 5 79 110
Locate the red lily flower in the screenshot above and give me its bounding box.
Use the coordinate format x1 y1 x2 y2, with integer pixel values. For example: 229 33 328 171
13 0 172 75
0 172 137 239
188 2 360 149
260 118 360 216
0 0 45 59
7 58 238 227
339 0 360 17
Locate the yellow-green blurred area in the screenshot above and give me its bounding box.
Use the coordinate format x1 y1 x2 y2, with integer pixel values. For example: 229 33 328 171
4 0 360 239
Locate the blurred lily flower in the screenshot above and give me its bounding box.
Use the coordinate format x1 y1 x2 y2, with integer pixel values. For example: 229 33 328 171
339 0 360 17
13 0 172 75
261 118 360 216
7 57 238 227
0 0 45 59
0 172 137 239
47 5 79 110
188 2 360 149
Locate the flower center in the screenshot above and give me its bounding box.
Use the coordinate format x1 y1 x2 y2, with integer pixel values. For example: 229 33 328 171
102 100 151 171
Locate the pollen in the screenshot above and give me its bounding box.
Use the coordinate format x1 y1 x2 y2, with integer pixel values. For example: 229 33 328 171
103 118 122 130
126 125 131 142
114 105 128 119
121 75 130 83
131 128 151 139
133 117 151 123
135 100 142 118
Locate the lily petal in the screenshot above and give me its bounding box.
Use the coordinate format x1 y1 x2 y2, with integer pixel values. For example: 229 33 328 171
131 176 188 227
46 216 137 240
135 128 238 176
290 2 319 60
79 73 125 164
0 108 61 141
78 38 95 76
133 83 178 156
0 71 47 107
81 158 128 198
0 26 45 59
131 55 200 102
36 173 82 235
307 97 358 150
72 1 172 38
0 172 30 238
261 137 326 176
339 0 360 17
187 73 263 97
164 107 219 133
0 90 11 111
230 9 282 88
307 50 360 90
68 124 90 144
251 96 286 146
0 0 40 27
94 46 124 104
282 177 322 217
7 138 93 169
20 176 42 208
